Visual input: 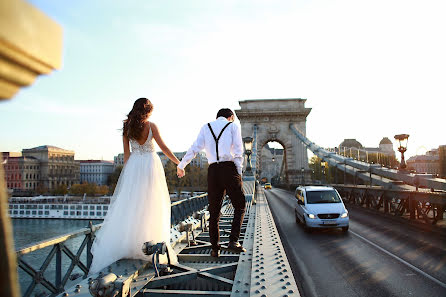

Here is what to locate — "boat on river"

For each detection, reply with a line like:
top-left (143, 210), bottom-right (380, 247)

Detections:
top-left (8, 195), bottom-right (110, 220)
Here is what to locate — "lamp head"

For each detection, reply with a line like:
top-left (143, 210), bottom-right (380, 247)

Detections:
top-left (394, 134), bottom-right (409, 151)
top-left (243, 137), bottom-right (253, 153)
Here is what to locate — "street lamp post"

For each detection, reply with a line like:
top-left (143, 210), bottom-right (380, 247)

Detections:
top-left (321, 162), bottom-right (326, 184)
top-left (243, 137), bottom-right (254, 176)
top-left (394, 134), bottom-right (409, 171)
top-left (301, 167), bottom-right (305, 186)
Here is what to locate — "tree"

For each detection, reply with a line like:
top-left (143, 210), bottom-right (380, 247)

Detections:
top-left (36, 184), bottom-right (48, 195)
top-left (52, 184), bottom-right (68, 195)
top-left (163, 161), bottom-right (207, 193)
top-left (97, 185), bottom-right (109, 196)
top-left (108, 166), bottom-right (123, 194)
top-left (309, 155), bottom-right (322, 183)
top-left (69, 183), bottom-right (84, 195)
top-left (68, 182), bottom-right (109, 196)
top-left (107, 166), bottom-right (123, 186)
top-left (164, 161), bottom-right (179, 191)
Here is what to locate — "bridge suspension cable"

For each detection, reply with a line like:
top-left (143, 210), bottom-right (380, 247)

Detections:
top-left (289, 124), bottom-right (446, 191)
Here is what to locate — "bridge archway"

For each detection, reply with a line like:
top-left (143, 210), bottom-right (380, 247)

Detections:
top-left (235, 99), bottom-right (312, 185)
top-left (259, 141), bottom-right (286, 185)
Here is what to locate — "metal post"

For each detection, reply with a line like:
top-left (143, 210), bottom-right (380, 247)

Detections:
top-left (344, 161), bottom-right (346, 185)
top-left (56, 244), bottom-right (62, 291)
top-left (87, 221), bottom-right (94, 269)
top-left (409, 196), bottom-right (416, 220)
top-left (246, 152), bottom-right (252, 175)
top-left (334, 165), bottom-right (338, 184)
top-left (321, 163), bottom-right (325, 185)
top-left (384, 198), bottom-right (389, 213)
top-left (436, 205), bottom-right (444, 220)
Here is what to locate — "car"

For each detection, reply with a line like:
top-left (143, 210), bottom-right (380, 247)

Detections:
top-left (294, 186), bottom-right (349, 232)
top-left (264, 183), bottom-right (272, 189)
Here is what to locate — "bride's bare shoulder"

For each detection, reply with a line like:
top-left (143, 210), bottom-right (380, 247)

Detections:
top-left (148, 121), bottom-right (159, 133)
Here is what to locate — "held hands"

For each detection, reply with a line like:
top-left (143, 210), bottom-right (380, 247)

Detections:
top-left (177, 167), bottom-right (185, 178)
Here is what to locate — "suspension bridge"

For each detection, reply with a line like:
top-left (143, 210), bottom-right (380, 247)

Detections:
top-left (12, 99), bottom-right (446, 297)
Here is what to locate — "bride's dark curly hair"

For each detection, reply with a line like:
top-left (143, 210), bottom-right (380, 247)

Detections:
top-left (123, 98), bottom-right (154, 139)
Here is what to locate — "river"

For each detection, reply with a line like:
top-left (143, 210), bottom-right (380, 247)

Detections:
top-left (12, 218), bottom-right (102, 296)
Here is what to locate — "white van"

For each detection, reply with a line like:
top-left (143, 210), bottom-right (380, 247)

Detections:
top-left (294, 186), bottom-right (349, 232)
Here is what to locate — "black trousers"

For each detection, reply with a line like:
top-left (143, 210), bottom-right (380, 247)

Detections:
top-left (207, 161), bottom-right (246, 250)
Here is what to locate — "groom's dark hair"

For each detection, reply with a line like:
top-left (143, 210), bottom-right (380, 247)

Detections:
top-left (216, 108), bottom-right (234, 119)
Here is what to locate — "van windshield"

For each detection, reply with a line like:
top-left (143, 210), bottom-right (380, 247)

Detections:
top-left (306, 190), bottom-right (341, 204)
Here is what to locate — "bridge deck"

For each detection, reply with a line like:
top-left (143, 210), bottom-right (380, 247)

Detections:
top-left (56, 180), bottom-right (301, 297)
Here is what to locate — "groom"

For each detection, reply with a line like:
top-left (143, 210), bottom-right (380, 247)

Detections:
top-left (177, 108), bottom-right (246, 257)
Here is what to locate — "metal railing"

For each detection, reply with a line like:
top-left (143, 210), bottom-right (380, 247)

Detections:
top-left (16, 222), bottom-right (98, 297)
top-left (334, 184), bottom-right (446, 226)
top-left (15, 193), bottom-right (209, 297)
top-left (171, 194), bottom-right (208, 226)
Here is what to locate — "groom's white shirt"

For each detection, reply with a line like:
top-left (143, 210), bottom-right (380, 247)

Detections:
top-left (178, 117), bottom-right (244, 175)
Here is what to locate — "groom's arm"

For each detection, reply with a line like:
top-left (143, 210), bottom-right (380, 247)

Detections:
top-left (178, 125), bottom-right (206, 171)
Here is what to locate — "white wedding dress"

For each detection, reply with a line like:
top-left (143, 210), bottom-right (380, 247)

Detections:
top-left (89, 127), bottom-right (178, 275)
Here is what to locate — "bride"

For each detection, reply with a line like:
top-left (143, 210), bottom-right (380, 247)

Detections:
top-left (89, 98), bottom-right (180, 275)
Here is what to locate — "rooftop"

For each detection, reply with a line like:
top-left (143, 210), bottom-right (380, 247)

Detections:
top-left (339, 139), bottom-right (363, 149)
top-left (23, 145), bottom-right (74, 153)
top-left (79, 160), bottom-right (113, 164)
top-left (380, 137), bottom-right (393, 145)
top-left (407, 155), bottom-right (439, 162)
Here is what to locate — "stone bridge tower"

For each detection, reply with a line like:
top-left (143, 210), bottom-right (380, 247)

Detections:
top-left (235, 99), bottom-right (311, 185)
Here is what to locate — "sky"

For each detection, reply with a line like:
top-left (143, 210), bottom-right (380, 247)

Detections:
top-left (1, 0), bottom-right (445, 161)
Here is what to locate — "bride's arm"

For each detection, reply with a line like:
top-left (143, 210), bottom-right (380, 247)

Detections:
top-left (123, 135), bottom-right (130, 164)
top-left (151, 122), bottom-right (180, 165)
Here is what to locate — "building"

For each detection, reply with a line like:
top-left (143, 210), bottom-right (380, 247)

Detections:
top-left (114, 153), bottom-right (124, 169)
top-left (407, 148), bottom-right (441, 176)
top-left (157, 151), bottom-right (208, 168)
top-left (3, 146), bottom-right (80, 194)
top-left (114, 150), bottom-right (209, 169)
top-left (158, 152), bottom-right (186, 167)
top-left (440, 145), bottom-right (446, 179)
top-left (80, 160), bottom-right (114, 185)
top-left (378, 137), bottom-right (394, 153)
top-left (3, 153), bottom-right (40, 194)
top-left (190, 151), bottom-right (208, 168)
top-left (21, 145), bottom-right (80, 191)
top-left (337, 137), bottom-right (395, 162)
top-left (2, 152), bottom-right (21, 158)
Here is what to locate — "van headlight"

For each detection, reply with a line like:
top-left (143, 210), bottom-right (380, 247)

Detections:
top-left (340, 212), bottom-right (348, 218)
top-left (307, 213), bottom-right (316, 219)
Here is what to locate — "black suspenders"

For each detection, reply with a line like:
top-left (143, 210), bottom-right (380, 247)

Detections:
top-left (208, 122), bottom-right (232, 162)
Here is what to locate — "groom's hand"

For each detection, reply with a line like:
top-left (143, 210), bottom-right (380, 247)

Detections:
top-left (177, 167), bottom-right (185, 178)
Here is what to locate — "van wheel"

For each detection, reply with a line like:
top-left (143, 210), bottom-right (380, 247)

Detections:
top-left (342, 226), bottom-right (349, 232)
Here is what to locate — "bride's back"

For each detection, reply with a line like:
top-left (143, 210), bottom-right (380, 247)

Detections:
top-left (129, 122), bottom-right (154, 153)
